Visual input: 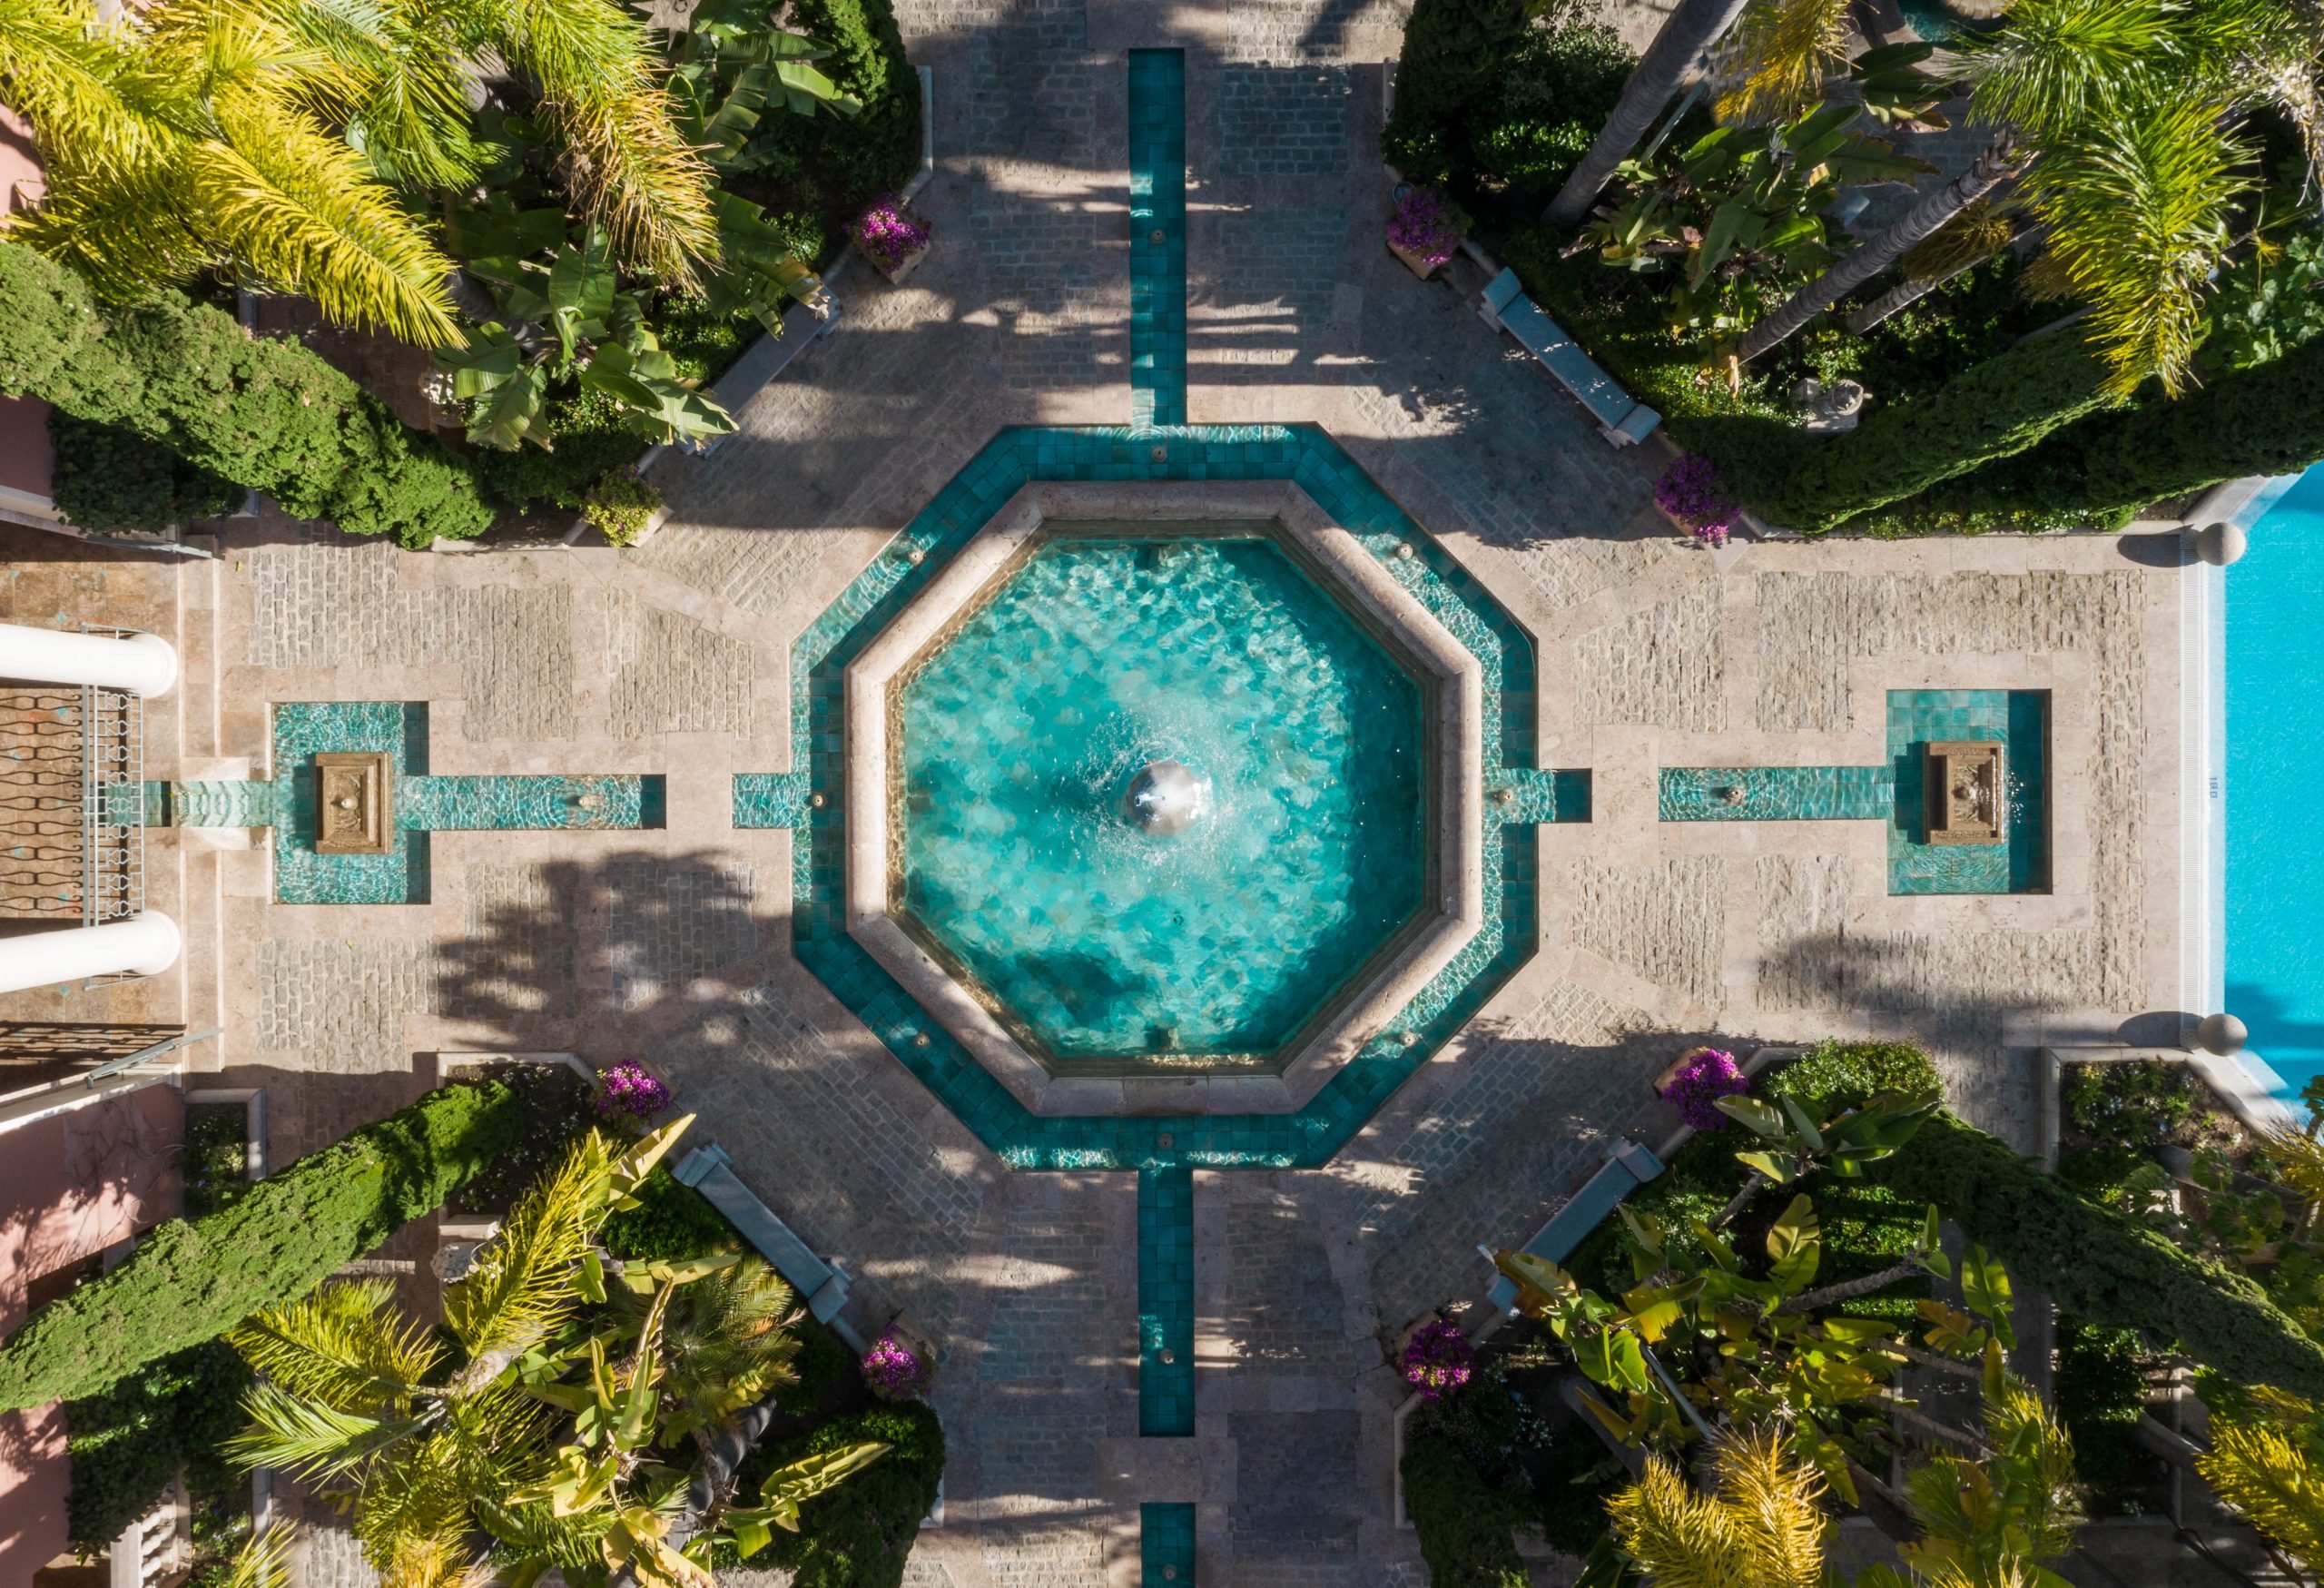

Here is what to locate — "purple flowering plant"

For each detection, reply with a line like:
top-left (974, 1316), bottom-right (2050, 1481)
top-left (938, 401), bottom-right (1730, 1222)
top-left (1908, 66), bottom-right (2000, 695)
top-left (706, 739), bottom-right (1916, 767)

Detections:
top-left (1399, 1317), bottom-right (1475, 1404)
top-left (1662, 1048), bottom-right (1749, 1131)
top-left (862, 1331), bottom-right (932, 1401)
top-left (1655, 452), bottom-right (1738, 548)
top-left (852, 196), bottom-right (931, 274)
top-left (1387, 188), bottom-right (1468, 271)
top-left (596, 1060), bottom-right (671, 1121)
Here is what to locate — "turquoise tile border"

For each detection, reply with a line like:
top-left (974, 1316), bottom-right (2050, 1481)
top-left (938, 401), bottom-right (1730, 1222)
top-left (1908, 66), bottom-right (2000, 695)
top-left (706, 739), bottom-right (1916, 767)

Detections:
top-left (1138, 1168), bottom-right (1196, 1435)
top-left (1886, 688), bottom-right (2051, 895)
top-left (1493, 767), bottom-right (1590, 824)
top-left (770, 423), bottom-right (1542, 1169)
top-left (1659, 765), bottom-right (1892, 822)
top-left (1128, 50), bottom-right (1187, 429)
top-left (1141, 1502), bottom-right (1196, 1584)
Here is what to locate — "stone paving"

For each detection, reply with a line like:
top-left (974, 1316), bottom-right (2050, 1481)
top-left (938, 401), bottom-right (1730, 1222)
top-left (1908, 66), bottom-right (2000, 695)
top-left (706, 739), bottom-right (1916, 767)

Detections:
top-left (0, 1), bottom-right (2207, 1583)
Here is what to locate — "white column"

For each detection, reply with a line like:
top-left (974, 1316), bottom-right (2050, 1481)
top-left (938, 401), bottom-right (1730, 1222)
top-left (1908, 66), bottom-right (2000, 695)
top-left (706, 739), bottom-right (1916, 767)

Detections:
top-left (0, 622), bottom-right (178, 697)
top-left (0, 912), bottom-right (182, 995)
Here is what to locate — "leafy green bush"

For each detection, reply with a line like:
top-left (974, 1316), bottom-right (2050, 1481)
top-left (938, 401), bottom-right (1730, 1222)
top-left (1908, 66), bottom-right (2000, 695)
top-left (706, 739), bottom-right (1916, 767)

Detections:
top-left (736, 1402), bottom-right (945, 1588)
top-left (0, 242), bottom-right (492, 547)
top-left (1386, 0), bottom-right (1630, 203)
top-left (64, 1341), bottom-right (251, 1553)
top-left (0, 1080), bottom-right (518, 1411)
top-left (583, 469), bottom-right (660, 547)
top-left (2063, 1061), bottom-right (2198, 1152)
top-left (732, 0), bottom-right (919, 232)
top-left (1761, 1040), bottom-right (1942, 1115)
top-left (2053, 1315), bottom-right (2148, 1490)
top-left (473, 390), bottom-right (643, 516)
top-left (47, 412), bottom-right (238, 538)
top-left (446, 1063), bottom-right (594, 1215)
top-left (181, 1104), bottom-right (251, 1220)
top-left (1875, 1111), bottom-right (2324, 1398)
top-left (1402, 1429), bottom-right (1529, 1588)
top-left (601, 1166), bottom-right (745, 1262)
top-left (784, 1313), bottom-right (855, 1417)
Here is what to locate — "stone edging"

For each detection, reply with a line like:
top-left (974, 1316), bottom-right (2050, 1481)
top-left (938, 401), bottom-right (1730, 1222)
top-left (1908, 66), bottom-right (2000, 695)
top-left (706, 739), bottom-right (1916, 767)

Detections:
top-left (841, 478), bottom-right (1486, 1117)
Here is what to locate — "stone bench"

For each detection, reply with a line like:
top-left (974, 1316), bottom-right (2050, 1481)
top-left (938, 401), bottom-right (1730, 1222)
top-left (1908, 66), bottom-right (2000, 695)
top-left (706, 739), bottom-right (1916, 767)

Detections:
top-left (672, 1142), bottom-right (853, 1326)
top-left (1482, 1138), bottom-right (1664, 1313)
top-left (1480, 268), bottom-right (1661, 449)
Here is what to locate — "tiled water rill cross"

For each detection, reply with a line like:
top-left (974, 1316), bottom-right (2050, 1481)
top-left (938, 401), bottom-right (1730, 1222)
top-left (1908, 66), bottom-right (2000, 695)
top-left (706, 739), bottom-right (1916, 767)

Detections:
top-left (1660, 689), bottom-right (2052, 894)
top-left (162, 703), bottom-right (665, 903)
top-left (732, 54), bottom-right (1589, 1577)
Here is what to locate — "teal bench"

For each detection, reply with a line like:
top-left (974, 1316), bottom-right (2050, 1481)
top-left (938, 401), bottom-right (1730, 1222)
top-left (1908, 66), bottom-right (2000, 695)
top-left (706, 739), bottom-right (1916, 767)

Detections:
top-left (672, 1142), bottom-right (853, 1326)
top-left (1482, 1138), bottom-right (1663, 1313)
top-left (1481, 268), bottom-right (1660, 448)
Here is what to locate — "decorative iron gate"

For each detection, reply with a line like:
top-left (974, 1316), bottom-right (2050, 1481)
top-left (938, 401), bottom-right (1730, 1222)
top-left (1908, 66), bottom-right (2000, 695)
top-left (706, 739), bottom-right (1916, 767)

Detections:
top-left (0, 683), bottom-right (143, 924)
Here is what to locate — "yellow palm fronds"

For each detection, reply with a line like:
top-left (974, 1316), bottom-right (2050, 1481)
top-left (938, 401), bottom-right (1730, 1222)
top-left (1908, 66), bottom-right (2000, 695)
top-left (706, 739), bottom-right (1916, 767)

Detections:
top-left (1899, 200), bottom-right (2016, 284)
top-left (2199, 1420), bottom-right (2324, 1573)
top-left (229, 1279), bottom-right (447, 1416)
top-left (1716, 0), bottom-right (1856, 127)
top-left (1608, 1427), bottom-right (1828, 1588)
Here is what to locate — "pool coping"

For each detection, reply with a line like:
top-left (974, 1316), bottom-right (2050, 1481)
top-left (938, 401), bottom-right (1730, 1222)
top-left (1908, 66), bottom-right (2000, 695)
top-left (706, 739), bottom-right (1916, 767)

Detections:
top-left (842, 478), bottom-right (1486, 1116)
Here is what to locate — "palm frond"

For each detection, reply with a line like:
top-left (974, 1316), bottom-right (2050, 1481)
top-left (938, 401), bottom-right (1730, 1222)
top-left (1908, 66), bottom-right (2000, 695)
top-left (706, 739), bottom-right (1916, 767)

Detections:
top-left (541, 88), bottom-right (720, 284)
top-left (443, 1131), bottom-right (608, 1368)
top-left (284, 0), bottom-right (483, 189)
top-left (2021, 89), bottom-right (2254, 397)
top-left (1711, 1425), bottom-right (1827, 1588)
top-left (2199, 1421), bottom-right (2324, 1570)
top-left (1715, 0), bottom-right (1855, 127)
top-left (7, 168), bottom-right (219, 301)
top-left (1900, 199), bottom-right (2017, 282)
top-left (1985, 1381), bottom-right (2084, 1561)
top-left (225, 1379), bottom-right (419, 1482)
top-left (655, 1257), bottom-right (802, 1438)
top-left (222, 1524), bottom-right (296, 1588)
top-left (230, 1279), bottom-right (445, 1415)
top-left (191, 86), bottom-right (462, 344)
top-left (1964, 0), bottom-right (2181, 137)
top-left (0, 0), bottom-right (179, 176)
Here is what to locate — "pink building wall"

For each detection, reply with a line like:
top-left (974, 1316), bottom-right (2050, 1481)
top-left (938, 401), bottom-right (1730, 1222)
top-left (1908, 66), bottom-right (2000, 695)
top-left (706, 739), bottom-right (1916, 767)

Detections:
top-left (0, 104), bottom-right (53, 505)
top-left (0, 1084), bottom-right (183, 1584)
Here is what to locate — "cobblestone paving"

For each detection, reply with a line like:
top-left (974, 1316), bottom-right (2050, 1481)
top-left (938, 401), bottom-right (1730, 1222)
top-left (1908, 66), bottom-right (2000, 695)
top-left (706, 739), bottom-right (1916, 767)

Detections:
top-left (601, 591), bottom-right (754, 739)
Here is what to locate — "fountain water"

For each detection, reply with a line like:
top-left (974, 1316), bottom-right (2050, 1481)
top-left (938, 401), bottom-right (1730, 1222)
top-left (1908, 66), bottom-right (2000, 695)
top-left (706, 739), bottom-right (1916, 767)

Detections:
top-left (1124, 758), bottom-right (1207, 834)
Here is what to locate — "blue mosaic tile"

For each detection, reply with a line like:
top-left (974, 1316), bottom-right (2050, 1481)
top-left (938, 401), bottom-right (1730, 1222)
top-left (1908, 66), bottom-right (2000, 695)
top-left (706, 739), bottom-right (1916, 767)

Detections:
top-left (1886, 688), bottom-right (2051, 895)
top-left (1142, 1502), bottom-right (1196, 1584)
top-left (1128, 50), bottom-right (1187, 429)
top-left (1138, 1168), bottom-right (1196, 1436)
top-left (1659, 764), bottom-right (1894, 821)
top-left (770, 424), bottom-right (1541, 1169)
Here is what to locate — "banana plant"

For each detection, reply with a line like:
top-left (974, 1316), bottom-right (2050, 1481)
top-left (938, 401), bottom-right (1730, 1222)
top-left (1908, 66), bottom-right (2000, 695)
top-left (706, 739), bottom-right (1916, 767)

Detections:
top-left (704, 192), bottom-right (838, 334)
top-left (662, 0), bottom-right (862, 174)
top-left (1714, 1088), bottom-right (1941, 1188)
top-left (432, 214), bottom-right (737, 449)
top-left (1581, 100), bottom-right (1934, 334)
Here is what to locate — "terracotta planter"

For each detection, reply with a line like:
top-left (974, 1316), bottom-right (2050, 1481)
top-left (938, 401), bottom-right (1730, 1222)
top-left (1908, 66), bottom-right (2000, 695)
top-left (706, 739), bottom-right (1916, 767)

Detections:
top-left (1387, 238), bottom-right (1451, 281)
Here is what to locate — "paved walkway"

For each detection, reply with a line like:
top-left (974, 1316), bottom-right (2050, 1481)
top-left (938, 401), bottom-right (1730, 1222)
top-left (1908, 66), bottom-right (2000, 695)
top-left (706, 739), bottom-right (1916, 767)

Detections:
top-left (0, 2), bottom-right (2198, 1583)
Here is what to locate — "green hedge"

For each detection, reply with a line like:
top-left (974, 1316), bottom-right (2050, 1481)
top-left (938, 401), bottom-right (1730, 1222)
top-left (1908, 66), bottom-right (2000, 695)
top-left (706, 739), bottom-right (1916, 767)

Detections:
top-left (1402, 1431), bottom-right (1528, 1588)
top-left (737, 1402), bottom-right (945, 1588)
top-left (47, 412), bottom-right (239, 538)
top-left (1876, 1111), bottom-right (2324, 1399)
top-left (0, 242), bottom-right (492, 547)
top-left (64, 1341), bottom-right (251, 1553)
top-left (1773, 330), bottom-right (2114, 530)
top-left (1903, 329), bottom-right (2324, 524)
top-left (0, 1080), bottom-right (518, 1411)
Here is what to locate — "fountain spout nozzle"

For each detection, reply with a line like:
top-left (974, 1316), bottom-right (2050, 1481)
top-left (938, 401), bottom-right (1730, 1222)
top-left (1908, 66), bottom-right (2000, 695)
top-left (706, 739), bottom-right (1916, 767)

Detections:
top-left (1124, 758), bottom-right (1207, 835)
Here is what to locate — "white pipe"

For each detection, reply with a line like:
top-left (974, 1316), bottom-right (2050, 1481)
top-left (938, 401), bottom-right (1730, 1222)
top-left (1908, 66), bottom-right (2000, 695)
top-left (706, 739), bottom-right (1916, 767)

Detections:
top-left (0, 911), bottom-right (182, 994)
top-left (0, 622), bottom-right (178, 697)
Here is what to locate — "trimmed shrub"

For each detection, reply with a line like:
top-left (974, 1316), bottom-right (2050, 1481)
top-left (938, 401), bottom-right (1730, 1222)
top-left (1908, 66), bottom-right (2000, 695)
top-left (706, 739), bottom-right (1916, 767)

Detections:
top-left (0, 242), bottom-right (492, 547)
top-left (1914, 329), bottom-right (2324, 523)
top-left (1875, 1111), bottom-right (2324, 1398)
top-left (1387, 0), bottom-right (1626, 205)
top-left (1759, 1040), bottom-right (1942, 1115)
top-left (1774, 330), bottom-right (2114, 530)
top-left (601, 1166), bottom-right (745, 1262)
top-left (47, 412), bottom-right (239, 538)
top-left (0, 1080), bottom-right (518, 1411)
top-left (739, 1401), bottom-right (945, 1588)
top-left (1401, 1430), bottom-right (1528, 1588)
top-left (736, 0), bottom-right (920, 228)
top-left (64, 1341), bottom-right (251, 1553)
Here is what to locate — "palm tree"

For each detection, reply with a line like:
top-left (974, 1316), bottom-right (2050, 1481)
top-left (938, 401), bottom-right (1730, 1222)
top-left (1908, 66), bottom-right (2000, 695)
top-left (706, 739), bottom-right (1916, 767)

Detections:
top-left (1544, 0), bottom-right (1757, 231)
top-left (0, 0), bottom-right (745, 344)
top-left (1608, 1426), bottom-right (1831, 1588)
top-left (1734, 0), bottom-right (2318, 393)
top-left (1844, 198), bottom-right (2018, 333)
top-left (2196, 1414), bottom-right (2324, 1581)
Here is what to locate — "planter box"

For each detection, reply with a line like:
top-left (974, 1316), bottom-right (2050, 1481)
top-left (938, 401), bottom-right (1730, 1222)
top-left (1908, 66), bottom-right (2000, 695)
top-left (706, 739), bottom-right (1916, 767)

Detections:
top-left (857, 230), bottom-right (932, 287)
top-left (1387, 238), bottom-right (1451, 281)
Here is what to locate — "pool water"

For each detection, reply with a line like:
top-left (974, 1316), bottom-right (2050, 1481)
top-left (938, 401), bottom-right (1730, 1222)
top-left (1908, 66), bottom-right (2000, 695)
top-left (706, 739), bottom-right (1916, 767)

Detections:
top-left (2231, 469), bottom-right (2324, 1095)
top-left (895, 531), bottom-right (1427, 1063)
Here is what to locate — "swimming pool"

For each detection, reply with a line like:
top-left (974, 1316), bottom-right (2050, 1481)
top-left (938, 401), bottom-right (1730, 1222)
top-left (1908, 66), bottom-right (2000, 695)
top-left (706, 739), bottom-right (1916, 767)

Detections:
top-left (2230, 467), bottom-right (2324, 1098)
